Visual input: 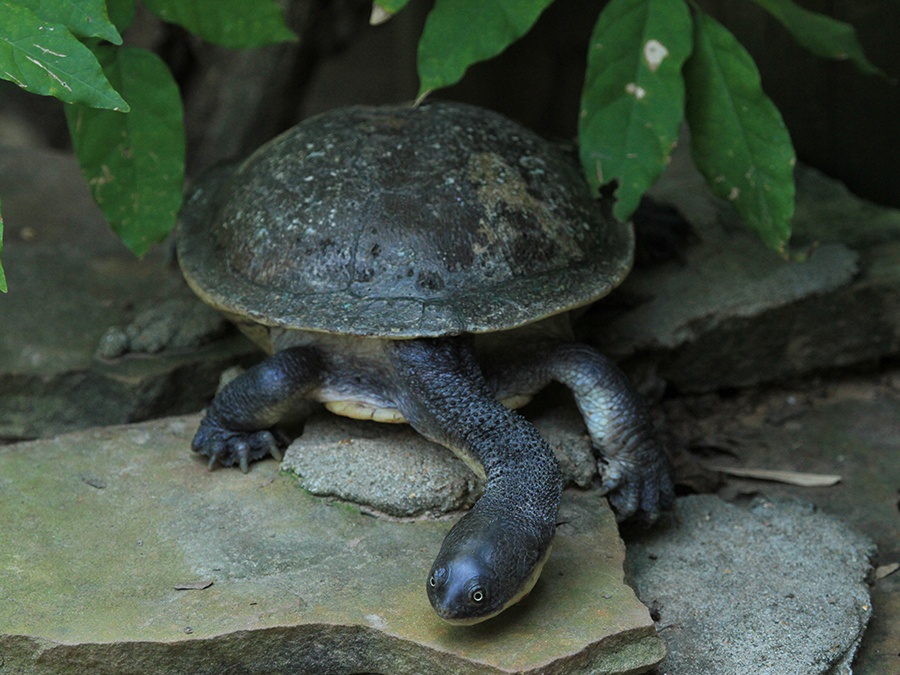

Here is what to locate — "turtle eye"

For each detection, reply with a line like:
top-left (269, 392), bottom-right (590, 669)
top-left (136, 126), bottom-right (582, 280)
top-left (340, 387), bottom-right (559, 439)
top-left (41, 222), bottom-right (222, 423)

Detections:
top-left (469, 587), bottom-right (486, 604)
top-left (428, 566), bottom-right (447, 589)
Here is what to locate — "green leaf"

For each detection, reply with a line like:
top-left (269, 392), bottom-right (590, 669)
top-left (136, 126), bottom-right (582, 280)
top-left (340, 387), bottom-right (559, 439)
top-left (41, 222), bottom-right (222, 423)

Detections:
top-left (142, 0), bottom-right (297, 48)
top-left (750, 0), bottom-right (883, 77)
top-left (0, 1), bottom-right (128, 110)
top-left (417, 0), bottom-right (555, 97)
top-left (16, 0), bottom-right (122, 44)
top-left (0, 200), bottom-right (6, 293)
top-left (684, 11), bottom-right (795, 252)
top-left (578, 0), bottom-right (693, 220)
top-left (65, 45), bottom-right (185, 256)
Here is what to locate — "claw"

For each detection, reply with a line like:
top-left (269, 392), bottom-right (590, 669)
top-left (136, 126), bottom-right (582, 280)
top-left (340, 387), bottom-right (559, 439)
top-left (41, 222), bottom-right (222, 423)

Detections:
top-left (253, 429), bottom-right (288, 461)
top-left (610, 488), bottom-right (640, 521)
top-left (207, 438), bottom-right (226, 470)
top-left (640, 504), bottom-right (660, 524)
top-left (191, 417), bottom-right (288, 472)
top-left (231, 438), bottom-right (250, 473)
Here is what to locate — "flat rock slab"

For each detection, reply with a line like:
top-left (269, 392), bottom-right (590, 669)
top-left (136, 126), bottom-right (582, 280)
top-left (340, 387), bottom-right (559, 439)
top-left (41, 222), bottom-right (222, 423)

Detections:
top-left (0, 414), bottom-right (663, 675)
top-left (595, 150), bottom-right (900, 392)
top-left (626, 494), bottom-right (876, 675)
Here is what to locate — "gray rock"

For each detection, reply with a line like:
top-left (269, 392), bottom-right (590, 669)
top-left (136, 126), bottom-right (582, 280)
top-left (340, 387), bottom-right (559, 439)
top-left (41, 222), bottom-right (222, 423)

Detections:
top-left (662, 388), bottom-right (900, 674)
top-left (0, 414), bottom-right (664, 675)
top-left (605, 240), bottom-right (858, 355)
top-left (593, 143), bottom-right (900, 392)
top-left (95, 297), bottom-right (230, 359)
top-left (282, 398), bottom-right (596, 517)
top-left (283, 412), bottom-right (485, 516)
top-left (0, 145), bottom-right (257, 439)
top-left (626, 494), bottom-right (876, 675)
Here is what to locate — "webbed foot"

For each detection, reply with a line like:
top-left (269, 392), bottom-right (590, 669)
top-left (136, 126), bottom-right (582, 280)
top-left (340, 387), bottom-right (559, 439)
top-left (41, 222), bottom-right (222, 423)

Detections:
top-left (191, 417), bottom-right (291, 473)
top-left (598, 437), bottom-right (675, 522)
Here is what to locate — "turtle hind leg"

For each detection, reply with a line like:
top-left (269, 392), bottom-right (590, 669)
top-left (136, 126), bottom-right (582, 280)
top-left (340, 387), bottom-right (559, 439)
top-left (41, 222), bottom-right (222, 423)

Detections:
top-left (192, 346), bottom-right (323, 472)
top-left (486, 343), bottom-right (675, 521)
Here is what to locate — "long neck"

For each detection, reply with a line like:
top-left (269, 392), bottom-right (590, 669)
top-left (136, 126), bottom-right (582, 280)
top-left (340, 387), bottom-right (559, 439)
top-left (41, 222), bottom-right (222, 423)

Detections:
top-left (386, 336), bottom-right (560, 506)
top-left (386, 336), bottom-right (562, 622)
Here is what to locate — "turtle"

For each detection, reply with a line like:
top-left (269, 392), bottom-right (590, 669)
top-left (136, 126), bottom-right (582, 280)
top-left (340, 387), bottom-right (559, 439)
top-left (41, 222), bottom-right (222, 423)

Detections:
top-left (176, 100), bottom-right (675, 624)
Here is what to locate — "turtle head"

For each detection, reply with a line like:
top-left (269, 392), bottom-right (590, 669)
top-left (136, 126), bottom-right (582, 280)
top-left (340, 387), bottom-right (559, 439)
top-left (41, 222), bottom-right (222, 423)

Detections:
top-left (427, 554), bottom-right (499, 623)
top-left (426, 504), bottom-right (550, 624)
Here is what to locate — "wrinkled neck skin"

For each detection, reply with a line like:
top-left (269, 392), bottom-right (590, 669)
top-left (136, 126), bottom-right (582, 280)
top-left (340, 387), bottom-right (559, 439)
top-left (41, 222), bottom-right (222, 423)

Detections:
top-left (386, 337), bottom-right (562, 624)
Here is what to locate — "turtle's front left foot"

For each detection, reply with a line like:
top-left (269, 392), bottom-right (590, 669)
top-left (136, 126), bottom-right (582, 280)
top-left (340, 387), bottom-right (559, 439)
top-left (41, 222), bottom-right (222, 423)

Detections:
top-left (191, 416), bottom-right (290, 473)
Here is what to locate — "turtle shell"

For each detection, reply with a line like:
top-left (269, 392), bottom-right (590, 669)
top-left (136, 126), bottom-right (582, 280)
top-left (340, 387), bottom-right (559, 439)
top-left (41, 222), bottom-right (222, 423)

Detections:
top-left (177, 101), bottom-right (633, 338)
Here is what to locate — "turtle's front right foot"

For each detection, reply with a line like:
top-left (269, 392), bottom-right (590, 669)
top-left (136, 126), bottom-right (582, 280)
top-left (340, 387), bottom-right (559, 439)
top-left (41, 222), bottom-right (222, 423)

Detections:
top-left (191, 416), bottom-right (290, 473)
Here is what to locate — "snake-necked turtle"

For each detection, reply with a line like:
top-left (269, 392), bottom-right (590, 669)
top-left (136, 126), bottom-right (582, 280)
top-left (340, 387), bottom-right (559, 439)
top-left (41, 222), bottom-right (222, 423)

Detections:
top-left (177, 101), bottom-right (674, 624)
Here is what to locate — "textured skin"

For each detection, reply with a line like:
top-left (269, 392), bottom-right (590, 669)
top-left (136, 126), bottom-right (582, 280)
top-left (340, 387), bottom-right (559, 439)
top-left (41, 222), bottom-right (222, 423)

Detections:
top-left (192, 348), bottom-right (322, 472)
top-left (386, 338), bottom-right (561, 622)
top-left (546, 345), bottom-right (675, 519)
top-left (485, 343), bottom-right (675, 521)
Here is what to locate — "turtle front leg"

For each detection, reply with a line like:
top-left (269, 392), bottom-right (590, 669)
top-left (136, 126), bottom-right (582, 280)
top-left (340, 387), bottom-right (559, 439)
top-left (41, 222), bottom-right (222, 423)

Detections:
top-left (192, 347), bottom-right (323, 472)
top-left (488, 343), bottom-right (675, 521)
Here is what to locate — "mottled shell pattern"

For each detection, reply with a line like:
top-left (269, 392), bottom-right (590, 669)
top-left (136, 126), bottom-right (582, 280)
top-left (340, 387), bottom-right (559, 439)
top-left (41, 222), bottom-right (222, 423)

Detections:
top-left (177, 101), bottom-right (633, 337)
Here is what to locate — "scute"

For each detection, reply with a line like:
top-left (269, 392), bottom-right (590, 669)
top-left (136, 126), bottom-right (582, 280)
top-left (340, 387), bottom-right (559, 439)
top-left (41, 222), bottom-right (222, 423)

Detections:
top-left (177, 101), bottom-right (633, 337)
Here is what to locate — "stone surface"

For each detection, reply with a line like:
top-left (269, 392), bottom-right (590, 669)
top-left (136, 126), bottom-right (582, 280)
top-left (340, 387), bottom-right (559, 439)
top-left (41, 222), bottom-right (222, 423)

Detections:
top-left (626, 495), bottom-right (876, 675)
top-left (283, 397), bottom-right (596, 517)
top-left (593, 147), bottom-right (900, 392)
top-left (94, 297), bottom-right (230, 359)
top-left (283, 412), bottom-right (484, 517)
top-left (0, 144), bottom-right (257, 440)
top-left (662, 380), bottom-right (900, 675)
top-left (0, 414), bottom-right (664, 675)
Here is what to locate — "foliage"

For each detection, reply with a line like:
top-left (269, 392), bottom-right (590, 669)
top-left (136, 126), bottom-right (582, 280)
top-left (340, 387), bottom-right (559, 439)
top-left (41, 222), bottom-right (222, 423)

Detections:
top-left (416, 0), bottom-right (556, 97)
top-left (684, 11), bottom-right (795, 249)
top-left (0, 0), bottom-right (296, 291)
top-left (64, 44), bottom-right (185, 254)
top-left (379, 0), bottom-right (881, 256)
top-left (0, 1), bottom-right (127, 110)
top-left (139, 0), bottom-right (296, 48)
top-left (579, 0), bottom-right (692, 221)
top-left (0, 0), bottom-right (882, 291)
